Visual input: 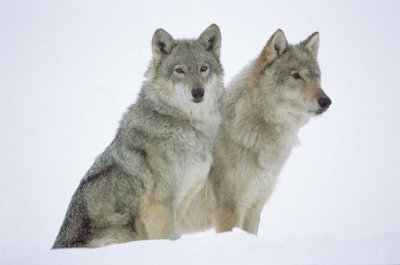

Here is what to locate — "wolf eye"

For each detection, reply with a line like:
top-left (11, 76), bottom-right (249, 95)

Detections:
top-left (200, 65), bottom-right (208, 72)
top-left (175, 68), bottom-right (185, 74)
top-left (292, 72), bottom-right (301, 79)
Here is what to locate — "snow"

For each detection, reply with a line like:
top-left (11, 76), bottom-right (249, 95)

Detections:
top-left (1, 0), bottom-right (400, 264)
top-left (3, 230), bottom-right (400, 265)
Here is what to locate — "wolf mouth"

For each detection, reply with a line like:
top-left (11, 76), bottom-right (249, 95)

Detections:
top-left (192, 98), bottom-right (204, 103)
top-left (311, 109), bottom-right (326, 115)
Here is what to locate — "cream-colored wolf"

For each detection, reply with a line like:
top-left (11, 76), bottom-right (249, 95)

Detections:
top-left (182, 29), bottom-right (331, 235)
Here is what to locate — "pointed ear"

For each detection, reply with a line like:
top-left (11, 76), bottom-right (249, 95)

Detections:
top-left (198, 24), bottom-right (221, 59)
top-left (151, 28), bottom-right (175, 62)
top-left (302, 32), bottom-right (319, 58)
top-left (257, 29), bottom-right (288, 70)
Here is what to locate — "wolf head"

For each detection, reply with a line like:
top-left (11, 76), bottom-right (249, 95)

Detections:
top-left (143, 24), bottom-right (224, 118)
top-left (256, 29), bottom-right (331, 118)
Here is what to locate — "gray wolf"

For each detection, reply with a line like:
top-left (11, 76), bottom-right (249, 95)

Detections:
top-left (182, 29), bottom-right (331, 235)
top-left (52, 24), bottom-right (224, 248)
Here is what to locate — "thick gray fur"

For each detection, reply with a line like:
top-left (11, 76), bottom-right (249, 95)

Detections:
top-left (52, 24), bottom-right (224, 248)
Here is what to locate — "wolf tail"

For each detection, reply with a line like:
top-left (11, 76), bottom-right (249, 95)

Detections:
top-left (52, 193), bottom-right (91, 249)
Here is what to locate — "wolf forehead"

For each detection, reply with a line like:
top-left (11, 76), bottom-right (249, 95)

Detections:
top-left (162, 40), bottom-right (223, 70)
top-left (278, 45), bottom-right (321, 76)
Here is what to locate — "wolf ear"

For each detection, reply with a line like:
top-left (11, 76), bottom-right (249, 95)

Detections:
top-left (301, 32), bottom-right (319, 59)
top-left (257, 29), bottom-right (288, 70)
top-left (152, 28), bottom-right (176, 61)
top-left (198, 24), bottom-right (221, 59)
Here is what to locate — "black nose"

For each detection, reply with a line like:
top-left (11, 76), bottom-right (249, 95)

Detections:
top-left (318, 96), bottom-right (332, 109)
top-left (191, 88), bottom-right (204, 102)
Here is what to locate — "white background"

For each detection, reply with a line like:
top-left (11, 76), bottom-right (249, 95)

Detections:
top-left (1, 0), bottom-right (399, 263)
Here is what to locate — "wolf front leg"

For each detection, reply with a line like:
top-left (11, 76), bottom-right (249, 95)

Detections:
top-left (215, 204), bottom-right (240, 232)
top-left (242, 201), bottom-right (264, 234)
top-left (215, 192), bottom-right (252, 233)
top-left (141, 202), bottom-right (180, 240)
top-left (217, 201), bottom-right (262, 234)
top-left (242, 187), bottom-right (274, 234)
top-left (216, 177), bottom-right (266, 234)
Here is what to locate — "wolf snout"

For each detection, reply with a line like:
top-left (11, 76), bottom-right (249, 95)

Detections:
top-left (191, 88), bottom-right (205, 103)
top-left (318, 96), bottom-right (332, 110)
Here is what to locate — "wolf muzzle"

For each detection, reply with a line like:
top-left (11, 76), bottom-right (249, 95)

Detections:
top-left (191, 88), bottom-right (205, 103)
top-left (316, 96), bottom-right (332, 114)
top-left (318, 96), bottom-right (331, 109)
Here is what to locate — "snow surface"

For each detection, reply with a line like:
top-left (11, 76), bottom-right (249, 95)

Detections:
top-left (4, 230), bottom-right (400, 265)
top-left (1, 0), bottom-right (400, 264)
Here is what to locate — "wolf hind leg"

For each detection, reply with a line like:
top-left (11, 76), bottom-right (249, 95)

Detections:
top-left (87, 225), bottom-right (138, 248)
top-left (52, 195), bottom-right (91, 249)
